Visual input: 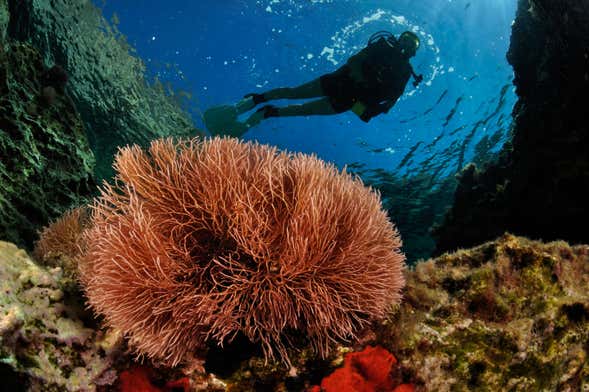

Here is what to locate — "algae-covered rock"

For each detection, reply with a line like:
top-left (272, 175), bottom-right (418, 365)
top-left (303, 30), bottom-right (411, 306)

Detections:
top-left (385, 234), bottom-right (589, 391)
top-left (3, 229), bottom-right (588, 390)
top-left (0, 240), bottom-right (235, 391)
top-left (7, 0), bottom-right (201, 181)
top-left (0, 41), bottom-right (95, 247)
top-left (0, 241), bottom-right (122, 391)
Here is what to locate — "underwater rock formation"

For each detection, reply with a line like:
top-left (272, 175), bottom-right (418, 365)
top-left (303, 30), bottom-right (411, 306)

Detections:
top-left (0, 241), bottom-right (121, 391)
top-left (2, 234), bottom-right (587, 390)
top-left (0, 240), bottom-right (225, 391)
top-left (0, 41), bottom-right (95, 248)
top-left (0, 0), bottom-right (8, 42)
top-left (433, 0), bottom-right (589, 253)
top-left (6, 0), bottom-right (199, 181)
top-left (387, 234), bottom-right (589, 391)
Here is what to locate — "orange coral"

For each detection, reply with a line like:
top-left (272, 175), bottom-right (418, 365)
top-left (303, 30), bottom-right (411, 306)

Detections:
top-left (79, 137), bottom-right (405, 367)
top-left (118, 366), bottom-right (190, 392)
top-left (310, 345), bottom-right (414, 392)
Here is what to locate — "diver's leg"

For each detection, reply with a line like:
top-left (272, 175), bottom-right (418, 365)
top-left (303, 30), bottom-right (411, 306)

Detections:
top-left (273, 97), bottom-right (337, 116)
top-left (261, 78), bottom-right (324, 101)
top-left (243, 97), bottom-right (337, 128)
top-left (237, 79), bottom-right (323, 115)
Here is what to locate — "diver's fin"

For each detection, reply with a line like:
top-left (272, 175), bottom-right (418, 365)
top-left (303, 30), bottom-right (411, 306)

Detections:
top-left (243, 93), bottom-right (267, 105)
top-left (235, 96), bottom-right (256, 115)
top-left (204, 104), bottom-right (249, 137)
top-left (256, 105), bottom-right (279, 118)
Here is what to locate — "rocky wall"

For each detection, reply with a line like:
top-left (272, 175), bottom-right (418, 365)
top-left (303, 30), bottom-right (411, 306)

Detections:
top-left (6, 0), bottom-right (200, 181)
top-left (0, 42), bottom-right (95, 247)
top-left (433, 0), bottom-right (589, 254)
top-left (0, 0), bottom-right (7, 42)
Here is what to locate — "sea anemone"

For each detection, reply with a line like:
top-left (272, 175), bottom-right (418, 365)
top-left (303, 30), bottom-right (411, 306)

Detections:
top-left (79, 137), bottom-right (405, 367)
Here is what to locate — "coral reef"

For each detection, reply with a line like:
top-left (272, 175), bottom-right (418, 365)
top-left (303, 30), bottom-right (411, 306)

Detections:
top-left (6, 0), bottom-right (200, 181)
top-left (79, 137), bottom-right (405, 367)
top-left (387, 234), bottom-right (589, 391)
top-left (0, 241), bottom-right (121, 391)
top-left (213, 234), bottom-right (588, 391)
top-left (0, 240), bottom-right (226, 391)
top-left (0, 41), bottom-right (95, 248)
top-left (434, 0), bottom-right (589, 253)
top-left (2, 234), bottom-right (587, 391)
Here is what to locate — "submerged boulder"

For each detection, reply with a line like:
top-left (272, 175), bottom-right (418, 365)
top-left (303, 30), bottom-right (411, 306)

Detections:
top-left (388, 234), bottom-right (589, 391)
top-left (0, 241), bottom-right (120, 391)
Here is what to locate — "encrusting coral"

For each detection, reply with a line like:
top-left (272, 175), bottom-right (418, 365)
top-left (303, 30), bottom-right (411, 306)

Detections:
top-left (78, 137), bottom-right (406, 368)
top-left (0, 241), bottom-right (122, 391)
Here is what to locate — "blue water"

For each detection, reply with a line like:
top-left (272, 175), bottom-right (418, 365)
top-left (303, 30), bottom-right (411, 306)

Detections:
top-left (96, 0), bottom-right (517, 178)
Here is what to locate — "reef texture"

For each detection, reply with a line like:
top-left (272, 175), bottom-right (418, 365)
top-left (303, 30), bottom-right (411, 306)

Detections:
top-left (0, 241), bottom-right (121, 391)
top-left (434, 0), bottom-right (589, 253)
top-left (386, 234), bottom-right (589, 391)
top-left (0, 241), bottom-right (227, 391)
top-left (6, 0), bottom-right (199, 180)
top-left (2, 235), bottom-right (587, 390)
top-left (0, 41), bottom-right (95, 248)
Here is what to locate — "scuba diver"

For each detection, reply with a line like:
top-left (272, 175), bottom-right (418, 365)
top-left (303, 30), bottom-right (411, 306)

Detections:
top-left (204, 31), bottom-right (423, 136)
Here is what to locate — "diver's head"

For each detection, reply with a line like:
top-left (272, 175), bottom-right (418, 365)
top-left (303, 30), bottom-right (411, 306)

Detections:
top-left (398, 31), bottom-right (420, 58)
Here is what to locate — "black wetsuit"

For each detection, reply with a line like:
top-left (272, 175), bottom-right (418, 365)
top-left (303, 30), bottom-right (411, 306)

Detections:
top-left (320, 37), bottom-right (412, 115)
